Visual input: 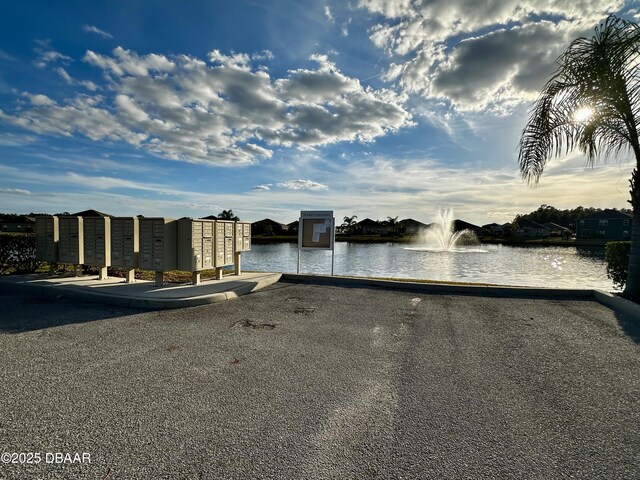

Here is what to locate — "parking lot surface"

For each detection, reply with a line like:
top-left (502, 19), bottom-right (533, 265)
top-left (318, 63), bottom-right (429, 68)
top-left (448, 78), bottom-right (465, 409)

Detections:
top-left (0, 281), bottom-right (638, 479)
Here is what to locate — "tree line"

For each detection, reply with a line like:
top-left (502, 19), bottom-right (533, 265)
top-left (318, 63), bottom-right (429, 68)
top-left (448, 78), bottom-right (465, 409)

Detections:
top-left (512, 205), bottom-right (631, 230)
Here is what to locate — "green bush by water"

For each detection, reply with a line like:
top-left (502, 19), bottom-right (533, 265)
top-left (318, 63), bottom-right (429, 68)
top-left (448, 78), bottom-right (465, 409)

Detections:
top-left (605, 241), bottom-right (630, 289)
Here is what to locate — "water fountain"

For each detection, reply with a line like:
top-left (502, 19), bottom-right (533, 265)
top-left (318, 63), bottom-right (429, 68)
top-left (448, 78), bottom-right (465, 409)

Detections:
top-left (424, 208), bottom-right (466, 251)
top-left (406, 208), bottom-right (483, 253)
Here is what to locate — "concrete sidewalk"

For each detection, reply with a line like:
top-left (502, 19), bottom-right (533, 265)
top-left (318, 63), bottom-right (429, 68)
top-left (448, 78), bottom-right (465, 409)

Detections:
top-left (0, 272), bottom-right (281, 308)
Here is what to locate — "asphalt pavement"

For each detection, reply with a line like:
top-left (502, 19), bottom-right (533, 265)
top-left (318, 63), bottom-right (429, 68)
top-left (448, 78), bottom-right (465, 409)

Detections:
top-left (0, 281), bottom-right (638, 479)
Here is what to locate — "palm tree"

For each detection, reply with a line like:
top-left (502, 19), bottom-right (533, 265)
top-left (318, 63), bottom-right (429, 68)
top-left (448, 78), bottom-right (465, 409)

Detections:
top-left (341, 215), bottom-right (358, 234)
top-left (218, 209), bottom-right (240, 221)
top-left (386, 216), bottom-right (399, 234)
top-left (518, 15), bottom-right (640, 297)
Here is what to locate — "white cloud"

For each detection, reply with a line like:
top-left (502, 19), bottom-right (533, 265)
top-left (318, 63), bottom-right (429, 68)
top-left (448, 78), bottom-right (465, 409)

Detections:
top-left (84, 47), bottom-right (175, 77)
top-left (22, 92), bottom-right (55, 106)
top-left (0, 49), bottom-right (17, 62)
top-left (324, 5), bottom-right (335, 23)
top-left (55, 67), bottom-right (98, 91)
top-left (358, 0), bottom-right (625, 112)
top-left (251, 184), bottom-right (272, 191)
top-left (0, 188), bottom-right (31, 195)
top-left (33, 39), bottom-right (71, 69)
top-left (34, 50), bottom-right (71, 69)
top-left (276, 179), bottom-right (328, 190)
top-left (82, 24), bottom-right (113, 39)
top-left (0, 164), bottom-right (179, 195)
top-left (341, 18), bottom-right (352, 37)
top-left (2, 48), bottom-right (413, 166)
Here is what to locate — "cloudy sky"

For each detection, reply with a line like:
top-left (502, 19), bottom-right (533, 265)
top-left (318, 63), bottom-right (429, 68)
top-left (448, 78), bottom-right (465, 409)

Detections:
top-left (0, 0), bottom-right (638, 225)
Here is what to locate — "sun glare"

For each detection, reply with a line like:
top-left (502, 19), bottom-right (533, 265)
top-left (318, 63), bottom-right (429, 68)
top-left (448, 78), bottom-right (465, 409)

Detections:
top-left (573, 106), bottom-right (594, 123)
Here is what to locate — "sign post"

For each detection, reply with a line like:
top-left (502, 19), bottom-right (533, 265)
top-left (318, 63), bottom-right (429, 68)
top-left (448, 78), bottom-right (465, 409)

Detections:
top-left (297, 210), bottom-right (335, 275)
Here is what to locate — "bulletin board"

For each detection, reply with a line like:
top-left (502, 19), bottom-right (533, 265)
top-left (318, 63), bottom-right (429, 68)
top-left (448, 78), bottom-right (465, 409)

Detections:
top-left (300, 217), bottom-right (333, 249)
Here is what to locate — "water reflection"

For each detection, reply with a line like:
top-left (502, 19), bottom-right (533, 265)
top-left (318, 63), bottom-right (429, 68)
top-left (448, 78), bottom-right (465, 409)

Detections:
top-left (242, 242), bottom-right (614, 291)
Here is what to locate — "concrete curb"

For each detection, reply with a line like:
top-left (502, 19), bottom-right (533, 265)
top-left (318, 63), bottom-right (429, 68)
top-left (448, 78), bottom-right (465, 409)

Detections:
top-left (281, 273), bottom-right (593, 299)
top-left (592, 290), bottom-right (640, 319)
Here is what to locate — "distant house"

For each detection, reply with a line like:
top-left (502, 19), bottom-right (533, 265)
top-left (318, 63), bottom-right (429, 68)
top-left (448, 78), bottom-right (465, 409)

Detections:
top-left (251, 218), bottom-right (288, 236)
top-left (0, 216), bottom-right (34, 232)
top-left (398, 218), bottom-right (429, 235)
top-left (354, 218), bottom-right (387, 235)
top-left (543, 222), bottom-right (573, 238)
top-left (453, 220), bottom-right (482, 236)
top-left (514, 219), bottom-right (550, 238)
top-left (576, 210), bottom-right (632, 240)
top-left (482, 223), bottom-right (504, 236)
top-left (286, 220), bottom-right (299, 235)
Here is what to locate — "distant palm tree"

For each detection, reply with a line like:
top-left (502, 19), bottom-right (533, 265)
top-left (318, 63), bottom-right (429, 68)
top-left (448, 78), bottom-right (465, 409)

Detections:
top-left (341, 215), bottom-right (358, 234)
top-left (518, 15), bottom-right (640, 297)
top-left (386, 216), bottom-right (399, 234)
top-left (218, 209), bottom-right (240, 221)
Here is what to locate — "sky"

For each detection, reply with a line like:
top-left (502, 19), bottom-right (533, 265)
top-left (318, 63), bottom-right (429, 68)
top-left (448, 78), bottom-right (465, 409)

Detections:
top-left (0, 0), bottom-right (639, 226)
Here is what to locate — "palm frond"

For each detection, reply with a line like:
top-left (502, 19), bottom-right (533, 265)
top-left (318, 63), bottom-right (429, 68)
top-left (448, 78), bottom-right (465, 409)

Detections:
top-left (518, 14), bottom-right (640, 184)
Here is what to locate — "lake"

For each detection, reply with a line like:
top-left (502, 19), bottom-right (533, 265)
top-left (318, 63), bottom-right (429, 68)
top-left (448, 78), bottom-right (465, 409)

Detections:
top-left (242, 242), bottom-right (615, 291)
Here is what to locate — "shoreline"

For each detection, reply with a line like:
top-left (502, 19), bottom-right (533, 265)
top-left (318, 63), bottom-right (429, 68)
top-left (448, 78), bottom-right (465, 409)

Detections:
top-left (251, 235), bottom-right (607, 248)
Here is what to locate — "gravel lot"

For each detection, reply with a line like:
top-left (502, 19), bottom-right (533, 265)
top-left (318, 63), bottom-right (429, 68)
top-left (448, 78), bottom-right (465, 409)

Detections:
top-left (0, 281), bottom-right (638, 479)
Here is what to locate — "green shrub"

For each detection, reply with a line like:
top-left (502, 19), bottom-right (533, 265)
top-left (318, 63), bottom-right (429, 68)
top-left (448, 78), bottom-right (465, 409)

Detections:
top-left (0, 234), bottom-right (14, 273)
top-left (605, 241), bottom-right (631, 289)
top-left (0, 233), bottom-right (43, 274)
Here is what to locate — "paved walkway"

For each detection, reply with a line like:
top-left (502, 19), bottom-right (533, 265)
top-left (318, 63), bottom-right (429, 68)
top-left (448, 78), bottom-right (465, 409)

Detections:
top-left (0, 272), bottom-right (281, 308)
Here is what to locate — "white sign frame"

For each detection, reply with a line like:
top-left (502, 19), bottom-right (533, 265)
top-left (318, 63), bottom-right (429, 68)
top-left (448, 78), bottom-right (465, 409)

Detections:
top-left (297, 210), bottom-right (335, 275)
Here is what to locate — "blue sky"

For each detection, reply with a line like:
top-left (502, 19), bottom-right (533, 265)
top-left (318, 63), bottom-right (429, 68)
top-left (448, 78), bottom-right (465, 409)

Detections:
top-left (0, 0), bottom-right (638, 225)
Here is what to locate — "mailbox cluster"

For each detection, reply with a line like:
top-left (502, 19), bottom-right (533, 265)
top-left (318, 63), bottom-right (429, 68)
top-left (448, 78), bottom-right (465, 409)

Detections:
top-left (83, 216), bottom-right (111, 279)
top-left (111, 217), bottom-right (139, 283)
top-left (58, 216), bottom-right (84, 266)
top-left (34, 214), bottom-right (251, 286)
top-left (35, 216), bottom-right (58, 263)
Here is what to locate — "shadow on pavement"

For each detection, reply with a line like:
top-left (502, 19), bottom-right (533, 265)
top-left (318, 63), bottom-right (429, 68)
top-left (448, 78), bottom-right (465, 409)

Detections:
top-left (614, 311), bottom-right (640, 344)
top-left (0, 288), bottom-right (146, 334)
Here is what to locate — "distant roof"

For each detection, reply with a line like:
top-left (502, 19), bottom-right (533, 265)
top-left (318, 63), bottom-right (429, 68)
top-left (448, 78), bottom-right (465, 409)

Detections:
top-left (518, 219), bottom-right (548, 229)
top-left (251, 218), bottom-right (285, 226)
top-left (583, 209), bottom-right (632, 220)
top-left (399, 218), bottom-right (429, 227)
top-left (453, 219), bottom-right (481, 231)
top-left (543, 222), bottom-right (571, 231)
top-left (71, 209), bottom-right (112, 218)
top-left (355, 218), bottom-right (382, 227)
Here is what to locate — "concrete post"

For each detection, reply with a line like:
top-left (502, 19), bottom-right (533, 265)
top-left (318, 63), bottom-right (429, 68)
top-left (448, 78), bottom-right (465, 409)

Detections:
top-left (125, 269), bottom-right (135, 283)
top-left (74, 264), bottom-right (82, 277)
top-left (234, 252), bottom-right (242, 275)
top-left (154, 271), bottom-right (163, 287)
top-left (215, 267), bottom-right (223, 280)
top-left (192, 271), bottom-right (201, 285)
top-left (98, 266), bottom-right (108, 280)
